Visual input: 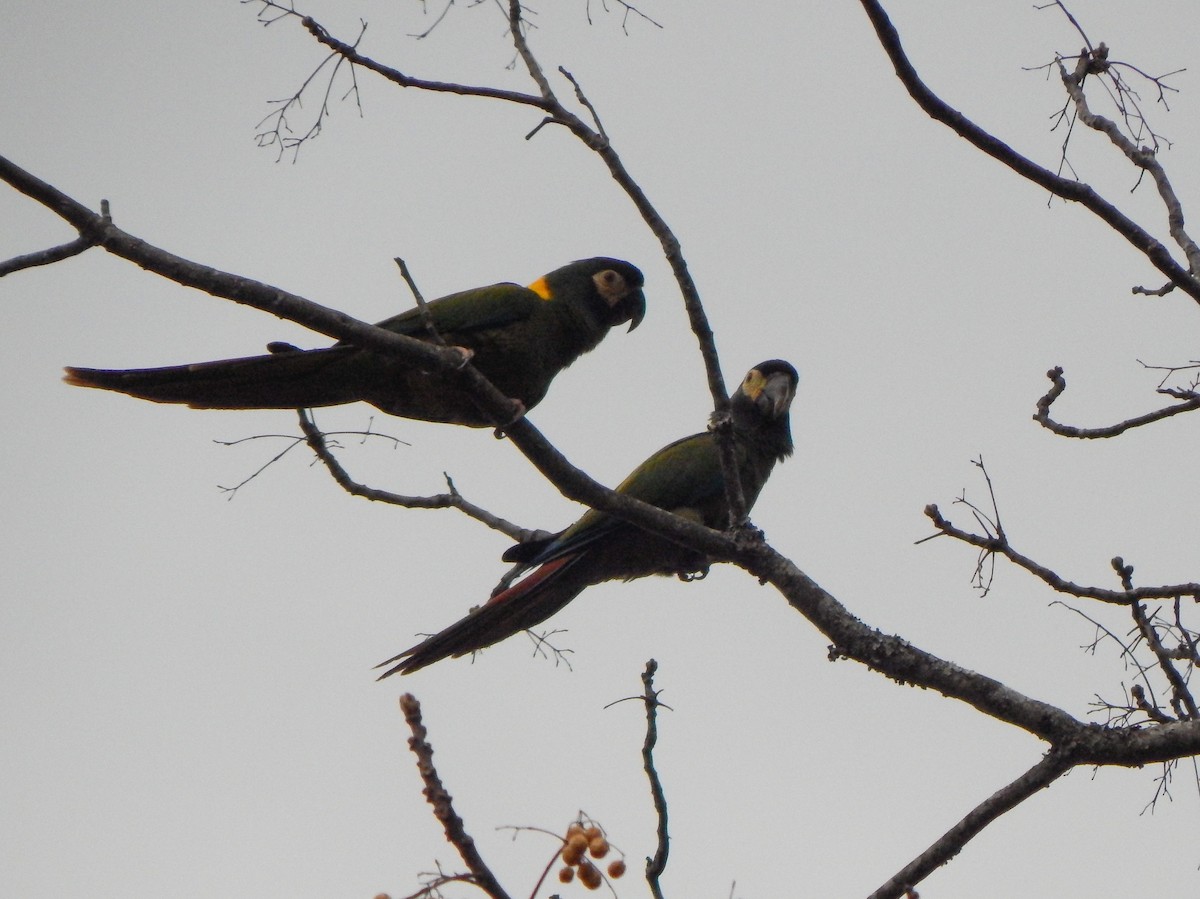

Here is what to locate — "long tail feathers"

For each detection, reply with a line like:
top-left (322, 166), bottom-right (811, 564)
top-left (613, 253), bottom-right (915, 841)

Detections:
top-left (376, 554), bottom-right (584, 678)
top-left (63, 346), bottom-right (361, 410)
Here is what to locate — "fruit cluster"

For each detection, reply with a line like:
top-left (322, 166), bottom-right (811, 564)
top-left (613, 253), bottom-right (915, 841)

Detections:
top-left (557, 822), bottom-right (626, 890)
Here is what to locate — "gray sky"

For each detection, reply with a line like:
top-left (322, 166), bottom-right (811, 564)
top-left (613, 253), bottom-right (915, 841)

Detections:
top-left (3, 2), bottom-right (1199, 896)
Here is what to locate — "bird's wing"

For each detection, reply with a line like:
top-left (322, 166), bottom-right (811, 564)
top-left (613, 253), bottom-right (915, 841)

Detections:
top-left (374, 282), bottom-right (543, 339)
top-left (520, 432), bottom-right (723, 566)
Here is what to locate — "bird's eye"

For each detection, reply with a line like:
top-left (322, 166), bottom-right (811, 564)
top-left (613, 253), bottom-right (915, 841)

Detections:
top-left (593, 269), bottom-right (627, 301)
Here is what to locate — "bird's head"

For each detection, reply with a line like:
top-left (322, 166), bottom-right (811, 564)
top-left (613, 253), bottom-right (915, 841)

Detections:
top-left (730, 360), bottom-right (799, 458)
top-left (735, 360), bottom-right (799, 420)
top-left (535, 257), bottom-right (646, 332)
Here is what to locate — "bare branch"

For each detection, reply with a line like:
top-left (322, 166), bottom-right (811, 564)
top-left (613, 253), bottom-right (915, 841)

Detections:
top-left (1034, 365), bottom-right (1200, 437)
top-left (301, 15), bottom-right (552, 110)
top-left (505, 0), bottom-right (555, 102)
top-left (254, 19), bottom-right (365, 161)
top-left (923, 501), bottom-right (1200, 605)
top-left (297, 410), bottom-right (551, 542)
top-left (584, 0), bottom-right (664, 33)
top-left (214, 432), bottom-right (311, 498)
top-left (243, 0), bottom-right (301, 28)
top-left (868, 749), bottom-right (1074, 899)
top-left (1119, 554), bottom-right (1200, 721)
top-left (398, 693), bottom-right (513, 899)
top-left (0, 235), bottom-right (95, 277)
top-left (1056, 602), bottom-right (1165, 720)
top-left (393, 257), bottom-right (445, 346)
top-left (408, 0), bottom-right (457, 40)
top-left (1056, 50), bottom-right (1200, 274)
top-left (855, 0), bottom-right (1200, 303)
top-left (639, 660), bottom-right (669, 899)
top-left (1039, 1), bottom-right (1093, 55)
top-left (1131, 684), bottom-right (1176, 726)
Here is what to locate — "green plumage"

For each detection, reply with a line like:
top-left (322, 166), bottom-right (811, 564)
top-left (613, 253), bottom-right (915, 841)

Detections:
top-left (378, 359), bottom-right (799, 676)
top-left (63, 258), bottom-right (646, 427)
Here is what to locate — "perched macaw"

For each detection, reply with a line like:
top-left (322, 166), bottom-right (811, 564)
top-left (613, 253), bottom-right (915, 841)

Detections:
top-left (63, 258), bottom-right (646, 427)
top-left (377, 359), bottom-right (799, 677)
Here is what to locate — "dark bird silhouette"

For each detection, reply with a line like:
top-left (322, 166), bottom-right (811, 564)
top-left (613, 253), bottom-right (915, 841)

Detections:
top-left (64, 258), bottom-right (646, 427)
top-left (378, 360), bottom-right (799, 676)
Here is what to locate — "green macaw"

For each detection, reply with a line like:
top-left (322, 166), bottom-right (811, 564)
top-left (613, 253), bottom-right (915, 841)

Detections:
top-left (63, 258), bottom-right (646, 427)
top-left (377, 359), bottom-right (799, 676)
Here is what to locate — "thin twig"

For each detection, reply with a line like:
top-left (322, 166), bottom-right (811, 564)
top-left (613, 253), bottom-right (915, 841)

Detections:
top-left (640, 660), bottom-right (669, 899)
top-left (393, 257), bottom-right (445, 345)
top-left (1125, 564), bottom-right (1199, 720)
top-left (298, 410), bottom-right (550, 542)
top-left (1052, 600), bottom-right (1162, 716)
top-left (302, 16), bottom-right (552, 110)
top-left (923, 502), bottom-right (1200, 605)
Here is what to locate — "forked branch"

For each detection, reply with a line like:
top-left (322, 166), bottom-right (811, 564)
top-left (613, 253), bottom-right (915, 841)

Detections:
top-left (855, 0), bottom-right (1200, 304)
top-left (922, 460), bottom-right (1200, 605)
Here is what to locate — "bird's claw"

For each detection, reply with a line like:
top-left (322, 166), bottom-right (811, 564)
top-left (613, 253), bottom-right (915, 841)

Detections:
top-left (707, 409), bottom-right (732, 433)
top-left (492, 399), bottom-right (527, 438)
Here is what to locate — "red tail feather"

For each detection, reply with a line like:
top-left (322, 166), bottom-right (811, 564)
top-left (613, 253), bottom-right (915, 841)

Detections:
top-left (482, 556), bottom-right (572, 608)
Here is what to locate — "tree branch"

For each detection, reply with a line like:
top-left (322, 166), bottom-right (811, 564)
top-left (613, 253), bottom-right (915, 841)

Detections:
top-left (302, 15), bottom-right (552, 110)
top-left (0, 234), bottom-right (95, 277)
top-left (740, 538), bottom-right (1200, 765)
top-left (1127, 591), bottom-right (1199, 720)
top-left (1034, 365), bottom-right (1200, 437)
top-left (923, 501), bottom-right (1200, 605)
top-left (297, 410), bottom-right (552, 542)
top-left (639, 660), bottom-right (669, 899)
top-left (868, 748), bottom-right (1074, 899)
top-left (1056, 49), bottom-right (1200, 275)
top-left (855, 0), bottom-right (1200, 304)
top-left (398, 693), bottom-right (512, 899)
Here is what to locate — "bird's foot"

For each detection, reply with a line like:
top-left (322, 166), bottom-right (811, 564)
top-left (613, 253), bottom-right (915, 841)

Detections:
top-left (730, 521), bottom-right (766, 550)
top-left (448, 345), bottom-right (475, 369)
top-left (491, 399), bottom-right (527, 438)
top-left (707, 409), bottom-right (732, 433)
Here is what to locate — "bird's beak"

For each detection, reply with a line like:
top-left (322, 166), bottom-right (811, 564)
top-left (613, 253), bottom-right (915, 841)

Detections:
top-left (618, 288), bottom-right (647, 332)
top-left (758, 371), bottom-right (796, 419)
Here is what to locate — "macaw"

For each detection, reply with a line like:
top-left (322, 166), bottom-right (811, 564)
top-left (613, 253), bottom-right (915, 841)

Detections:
top-left (64, 258), bottom-right (645, 427)
top-left (377, 359), bottom-right (798, 676)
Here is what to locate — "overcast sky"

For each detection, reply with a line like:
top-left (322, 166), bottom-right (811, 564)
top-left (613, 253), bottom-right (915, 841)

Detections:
top-left (3, 2), bottom-right (1199, 897)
